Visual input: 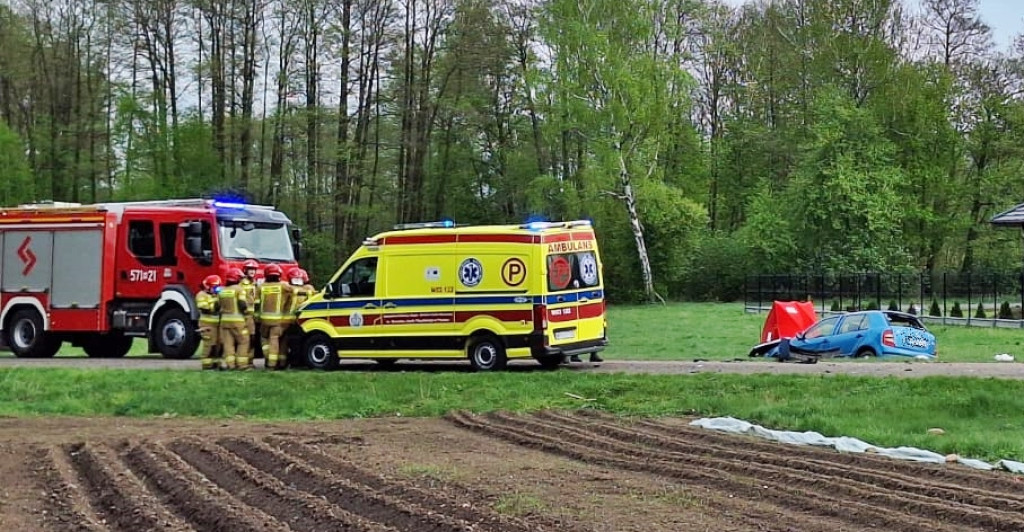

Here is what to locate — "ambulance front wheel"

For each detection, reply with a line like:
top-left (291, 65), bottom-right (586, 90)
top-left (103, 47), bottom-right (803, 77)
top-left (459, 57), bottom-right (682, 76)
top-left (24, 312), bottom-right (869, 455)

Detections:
top-left (468, 334), bottom-right (507, 371)
top-left (305, 334), bottom-right (339, 371)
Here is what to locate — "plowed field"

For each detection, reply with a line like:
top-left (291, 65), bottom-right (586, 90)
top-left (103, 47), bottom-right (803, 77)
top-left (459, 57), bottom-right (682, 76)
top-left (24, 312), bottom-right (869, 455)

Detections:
top-left (2, 412), bottom-right (1022, 531)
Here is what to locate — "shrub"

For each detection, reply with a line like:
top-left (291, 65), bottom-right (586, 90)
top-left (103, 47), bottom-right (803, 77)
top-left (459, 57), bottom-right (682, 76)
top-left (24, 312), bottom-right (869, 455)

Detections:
top-left (951, 302), bottom-right (963, 318)
top-left (975, 302), bottom-right (986, 319)
top-left (999, 301), bottom-right (1013, 320)
top-left (907, 302), bottom-right (918, 315)
top-left (929, 300), bottom-right (941, 317)
top-left (866, 300), bottom-right (880, 310)
top-left (830, 300), bottom-right (841, 312)
top-left (887, 299), bottom-right (899, 311)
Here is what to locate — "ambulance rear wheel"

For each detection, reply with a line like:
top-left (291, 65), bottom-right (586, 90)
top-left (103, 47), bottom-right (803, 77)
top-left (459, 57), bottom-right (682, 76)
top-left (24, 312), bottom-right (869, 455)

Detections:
top-left (305, 334), bottom-right (339, 371)
top-left (9, 309), bottom-right (60, 358)
top-left (154, 307), bottom-right (199, 359)
top-left (468, 335), bottom-right (507, 371)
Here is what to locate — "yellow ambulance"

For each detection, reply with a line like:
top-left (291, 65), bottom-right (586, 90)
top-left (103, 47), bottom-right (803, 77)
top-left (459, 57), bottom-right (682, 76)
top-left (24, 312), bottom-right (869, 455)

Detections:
top-left (290, 220), bottom-right (608, 370)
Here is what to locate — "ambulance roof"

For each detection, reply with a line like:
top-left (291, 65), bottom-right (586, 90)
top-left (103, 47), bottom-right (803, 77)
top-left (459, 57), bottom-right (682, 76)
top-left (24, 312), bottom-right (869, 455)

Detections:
top-left (368, 220), bottom-right (593, 242)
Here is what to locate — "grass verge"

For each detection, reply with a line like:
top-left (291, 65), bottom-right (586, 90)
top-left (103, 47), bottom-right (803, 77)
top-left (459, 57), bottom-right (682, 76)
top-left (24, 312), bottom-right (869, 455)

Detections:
top-left (604, 302), bottom-right (1024, 362)
top-left (2, 368), bottom-right (1024, 463)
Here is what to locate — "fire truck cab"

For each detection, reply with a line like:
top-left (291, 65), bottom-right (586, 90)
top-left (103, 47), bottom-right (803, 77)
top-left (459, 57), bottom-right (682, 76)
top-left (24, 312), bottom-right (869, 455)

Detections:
top-left (0, 198), bottom-right (301, 359)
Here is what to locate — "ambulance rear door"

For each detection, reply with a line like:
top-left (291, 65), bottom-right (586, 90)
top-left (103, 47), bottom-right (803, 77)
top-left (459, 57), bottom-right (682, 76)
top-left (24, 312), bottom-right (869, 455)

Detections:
top-left (542, 229), bottom-right (604, 348)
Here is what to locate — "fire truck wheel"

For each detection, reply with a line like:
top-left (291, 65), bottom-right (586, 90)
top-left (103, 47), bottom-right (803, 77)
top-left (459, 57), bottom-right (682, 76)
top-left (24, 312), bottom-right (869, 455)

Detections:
top-left (8, 309), bottom-right (60, 358)
top-left (468, 334), bottom-right (507, 371)
top-left (83, 333), bottom-right (133, 358)
top-left (154, 307), bottom-right (199, 359)
top-left (304, 333), bottom-right (339, 371)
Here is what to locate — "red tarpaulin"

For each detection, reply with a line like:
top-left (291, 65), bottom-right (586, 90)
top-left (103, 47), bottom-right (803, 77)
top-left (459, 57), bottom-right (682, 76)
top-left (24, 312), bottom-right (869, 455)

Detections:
top-left (761, 301), bottom-right (819, 343)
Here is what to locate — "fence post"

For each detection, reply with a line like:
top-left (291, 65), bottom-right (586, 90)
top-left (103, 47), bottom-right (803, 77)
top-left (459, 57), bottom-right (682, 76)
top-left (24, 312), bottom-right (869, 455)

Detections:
top-left (967, 271), bottom-right (972, 326)
top-left (994, 276), bottom-right (999, 326)
top-left (897, 273), bottom-right (902, 311)
top-left (942, 272), bottom-right (947, 324)
top-left (757, 275), bottom-right (762, 311)
top-left (820, 273), bottom-right (826, 314)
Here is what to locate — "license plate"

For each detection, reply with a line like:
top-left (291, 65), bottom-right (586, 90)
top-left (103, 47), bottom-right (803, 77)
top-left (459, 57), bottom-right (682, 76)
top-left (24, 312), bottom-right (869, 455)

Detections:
top-left (555, 329), bottom-right (576, 340)
top-left (906, 337), bottom-right (929, 348)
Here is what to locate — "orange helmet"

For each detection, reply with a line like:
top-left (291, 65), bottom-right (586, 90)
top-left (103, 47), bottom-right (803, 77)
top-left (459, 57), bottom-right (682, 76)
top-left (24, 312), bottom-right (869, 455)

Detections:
top-left (287, 267), bottom-right (309, 285)
top-left (242, 259), bottom-right (259, 274)
top-left (225, 267), bottom-right (244, 284)
top-left (202, 274), bottom-right (223, 291)
top-left (264, 263), bottom-right (283, 280)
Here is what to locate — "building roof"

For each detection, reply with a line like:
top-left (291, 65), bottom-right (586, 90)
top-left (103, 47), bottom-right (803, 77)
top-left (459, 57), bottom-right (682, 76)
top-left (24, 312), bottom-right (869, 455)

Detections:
top-left (990, 202), bottom-right (1024, 226)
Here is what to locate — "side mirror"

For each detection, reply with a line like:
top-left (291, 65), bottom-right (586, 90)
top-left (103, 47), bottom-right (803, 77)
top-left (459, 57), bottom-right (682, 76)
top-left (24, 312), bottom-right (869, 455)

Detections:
top-left (324, 282), bottom-right (335, 298)
top-left (291, 227), bottom-right (303, 241)
top-left (186, 236), bottom-right (202, 258)
top-left (292, 241), bottom-right (303, 261)
top-left (186, 221), bottom-right (202, 237)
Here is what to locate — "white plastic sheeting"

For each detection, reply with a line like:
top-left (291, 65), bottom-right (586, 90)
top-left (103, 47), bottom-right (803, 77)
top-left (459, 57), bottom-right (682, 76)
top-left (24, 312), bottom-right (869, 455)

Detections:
top-left (690, 417), bottom-right (1024, 474)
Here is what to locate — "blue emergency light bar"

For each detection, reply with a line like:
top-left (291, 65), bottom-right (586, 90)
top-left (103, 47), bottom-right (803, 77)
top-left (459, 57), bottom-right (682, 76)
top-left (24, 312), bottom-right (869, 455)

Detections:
top-left (520, 220), bottom-right (592, 231)
top-left (393, 220), bottom-right (456, 230)
top-left (213, 200), bottom-right (249, 210)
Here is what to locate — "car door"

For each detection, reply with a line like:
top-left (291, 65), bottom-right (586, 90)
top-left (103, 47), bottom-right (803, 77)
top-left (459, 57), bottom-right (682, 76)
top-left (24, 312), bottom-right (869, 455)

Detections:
top-left (326, 256), bottom-right (382, 349)
top-left (831, 314), bottom-right (869, 356)
top-left (791, 316), bottom-right (841, 354)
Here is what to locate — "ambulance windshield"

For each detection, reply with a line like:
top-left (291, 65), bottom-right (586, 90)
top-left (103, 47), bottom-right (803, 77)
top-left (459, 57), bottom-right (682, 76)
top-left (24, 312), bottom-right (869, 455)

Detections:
top-left (218, 221), bottom-right (295, 262)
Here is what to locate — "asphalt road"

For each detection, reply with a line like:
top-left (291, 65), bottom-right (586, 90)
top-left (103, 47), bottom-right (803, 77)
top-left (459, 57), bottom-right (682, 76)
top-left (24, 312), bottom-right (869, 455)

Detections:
top-left (1, 356), bottom-right (1024, 379)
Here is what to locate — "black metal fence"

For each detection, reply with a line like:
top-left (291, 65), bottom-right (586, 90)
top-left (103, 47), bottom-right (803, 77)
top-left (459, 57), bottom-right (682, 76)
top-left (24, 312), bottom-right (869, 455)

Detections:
top-left (745, 271), bottom-right (1024, 327)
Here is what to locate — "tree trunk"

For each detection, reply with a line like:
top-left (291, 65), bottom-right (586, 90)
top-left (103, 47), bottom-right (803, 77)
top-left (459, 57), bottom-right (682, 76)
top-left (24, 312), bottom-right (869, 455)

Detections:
top-left (616, 145), bottom-right (661, 304)
top-left (333, 0), bottom-right (352, 262)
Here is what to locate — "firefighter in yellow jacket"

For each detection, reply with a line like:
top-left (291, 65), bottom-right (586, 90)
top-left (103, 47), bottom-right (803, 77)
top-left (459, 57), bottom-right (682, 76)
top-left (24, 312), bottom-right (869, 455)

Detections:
top-left (281, 267), bottom-right (315, 364)
top-left (218, 268), bottom-right (251, 370)
top-left (258, 264), bottom-right (291, 369)
top-left (241, 258), bottom-right (260, 362)
top-left (196, 274), bottom-right (223, 370)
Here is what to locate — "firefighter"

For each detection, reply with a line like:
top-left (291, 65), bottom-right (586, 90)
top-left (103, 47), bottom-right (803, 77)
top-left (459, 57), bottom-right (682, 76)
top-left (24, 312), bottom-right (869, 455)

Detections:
top-left (241, 258), bottom-right (260, 362)
top-left (281, 267), bottom-right (315, 366)
top-left (218, 267), bottom-right (250, 370)
top-left (196, 274), bottom-right (223, 370)
top-left (258, 264), bottom-right (291, 370)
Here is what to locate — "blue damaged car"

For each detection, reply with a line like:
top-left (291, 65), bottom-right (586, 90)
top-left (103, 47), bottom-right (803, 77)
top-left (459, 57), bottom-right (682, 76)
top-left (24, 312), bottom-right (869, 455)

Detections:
top-left (751, 310), bottom-right (937, 360)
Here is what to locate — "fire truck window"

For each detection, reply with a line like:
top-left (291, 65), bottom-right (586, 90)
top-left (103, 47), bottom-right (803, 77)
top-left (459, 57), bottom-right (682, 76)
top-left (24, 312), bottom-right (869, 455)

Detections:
top-left (157, 223), bottom-right (178, 265)
top-left (128, 221), bottom-right (156, 258)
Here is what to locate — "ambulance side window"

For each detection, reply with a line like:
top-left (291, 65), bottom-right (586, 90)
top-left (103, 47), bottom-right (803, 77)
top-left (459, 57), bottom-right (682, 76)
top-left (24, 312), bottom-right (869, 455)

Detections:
top-left (335, 257), bottom-right (378, 298)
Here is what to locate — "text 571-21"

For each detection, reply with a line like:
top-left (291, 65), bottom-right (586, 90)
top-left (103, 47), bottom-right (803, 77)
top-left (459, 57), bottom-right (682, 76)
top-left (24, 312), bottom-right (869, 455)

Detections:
top-left (129, 269), bottom-right (157, 283)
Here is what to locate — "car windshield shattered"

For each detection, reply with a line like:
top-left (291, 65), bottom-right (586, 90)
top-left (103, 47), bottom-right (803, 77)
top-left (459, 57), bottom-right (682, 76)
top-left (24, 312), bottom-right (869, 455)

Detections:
top-left (884, 312), bottom-right (927, 330)
top-left (218, 221), bottom-right (295, 262)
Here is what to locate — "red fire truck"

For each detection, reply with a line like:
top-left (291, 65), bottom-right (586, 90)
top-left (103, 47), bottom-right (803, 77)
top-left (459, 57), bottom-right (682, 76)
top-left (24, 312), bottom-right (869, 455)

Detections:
top-left (0, 198), bottom-right (303, 359)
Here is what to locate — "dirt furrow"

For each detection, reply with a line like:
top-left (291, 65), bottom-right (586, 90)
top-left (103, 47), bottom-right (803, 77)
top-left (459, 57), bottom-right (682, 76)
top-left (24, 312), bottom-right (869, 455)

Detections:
top-left (616, 412), bottom-right (1024, 492)
top-left (494, 411), bottom-right (984, 532)
top-left (445, 410), bottom-right (866, 532)
top-left (539, 410), bottom-right (1024, 525)
top-left (218, 437), bottom-right (481, 532)
top-left (268, 435), bottom-right (570, 532)
top-left (65, 443), bottom-right (189, 532)
top-left (34, 446), bottom-right (105, 532)
top-left (120, 442), bottom-right (286, 532)
top-left (170, 438), bottom-right (394, 532)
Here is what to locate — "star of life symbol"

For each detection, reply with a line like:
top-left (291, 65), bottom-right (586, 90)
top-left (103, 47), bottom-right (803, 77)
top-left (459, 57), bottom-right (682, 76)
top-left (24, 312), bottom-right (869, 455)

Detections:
top-left (579, 253), bottom-right (598, 285)
top-left (459, 258), bottom-right (483, 287)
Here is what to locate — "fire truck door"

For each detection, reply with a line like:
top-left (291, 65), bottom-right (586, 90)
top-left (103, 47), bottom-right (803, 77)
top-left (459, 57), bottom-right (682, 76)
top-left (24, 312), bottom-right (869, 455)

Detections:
top-left (2, 231), bottom-right (53, 293)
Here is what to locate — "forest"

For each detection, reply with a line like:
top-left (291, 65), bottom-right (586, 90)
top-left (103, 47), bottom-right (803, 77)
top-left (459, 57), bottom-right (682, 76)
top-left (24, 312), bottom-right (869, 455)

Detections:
top-left (0, 0), bottom-right (1022, 302)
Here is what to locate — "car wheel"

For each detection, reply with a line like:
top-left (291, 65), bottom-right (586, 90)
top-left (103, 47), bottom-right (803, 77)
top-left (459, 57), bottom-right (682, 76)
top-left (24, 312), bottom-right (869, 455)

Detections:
top-left (855, 347), bottom-right (876, 358)
top-left (8, 309), bottom-right (60, 358)
top-left (468, 334), bottom-right (507, 371)
top-left (305, 334), bottom-right (339, 371)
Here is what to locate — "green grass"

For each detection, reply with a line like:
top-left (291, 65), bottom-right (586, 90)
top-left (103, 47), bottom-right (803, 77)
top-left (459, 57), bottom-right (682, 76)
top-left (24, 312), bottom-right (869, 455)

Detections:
top-left (39, 302), bottom-right (1024, 362)
top-left (604, 302), bottom-right (1024, 362)
top-left (3, 368), bottom-right (1024, 463)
